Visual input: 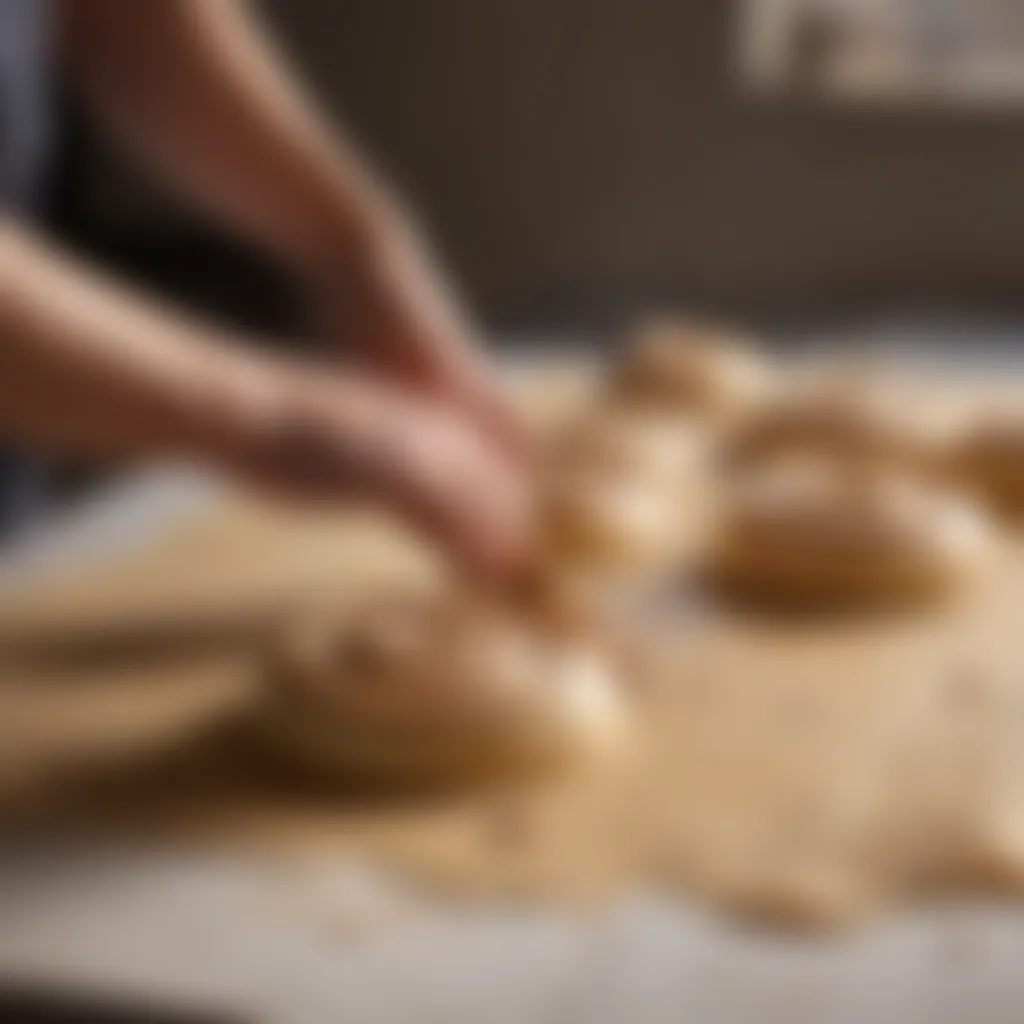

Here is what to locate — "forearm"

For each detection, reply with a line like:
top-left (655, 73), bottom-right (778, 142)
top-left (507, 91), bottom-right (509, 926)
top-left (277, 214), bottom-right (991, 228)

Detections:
top-left (0, 219), bottom-right (282, 462)
top-left (61, 0), bottom-right (388, 269)
top-left (58, 0), bottom-right (526, 476)
top-left (0, 221), bottom-right (525, 575)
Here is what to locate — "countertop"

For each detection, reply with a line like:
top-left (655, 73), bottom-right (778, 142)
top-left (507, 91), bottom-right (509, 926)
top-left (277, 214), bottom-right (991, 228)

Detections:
top-left (1, 335), bottom-right (1024, 1024)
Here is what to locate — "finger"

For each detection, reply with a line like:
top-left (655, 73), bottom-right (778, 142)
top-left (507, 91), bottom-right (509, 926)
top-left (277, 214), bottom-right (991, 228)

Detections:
top-left (381, 332), bottom-right (533, 472)
top-left (385, 424), bottom-right (533, 579)
top-left (270, 409), bottom-right (530, 579)
top-left (355, 339), bottom-right (533, 475)
top-left (445, 357), bottom-right (534, 466)
top-left (228, 369), bottom-right (533, 579)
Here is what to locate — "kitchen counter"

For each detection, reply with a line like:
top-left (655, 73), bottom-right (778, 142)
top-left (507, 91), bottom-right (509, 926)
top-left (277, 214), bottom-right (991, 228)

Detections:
top-left (2, 334), bottom-right (1024, 1024)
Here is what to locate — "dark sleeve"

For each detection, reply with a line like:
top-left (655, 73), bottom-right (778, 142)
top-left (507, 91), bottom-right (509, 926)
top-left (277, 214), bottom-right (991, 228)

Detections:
top-left (0, 0), bottom-right (54, 213)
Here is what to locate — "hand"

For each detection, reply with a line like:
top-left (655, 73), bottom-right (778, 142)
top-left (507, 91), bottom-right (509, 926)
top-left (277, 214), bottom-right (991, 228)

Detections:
top-left (0, 220), bottom-right (529, 579)
top-left (209, 359), bottom-right (532, 579)
top-left (311, 204), bottom-right (529, 463)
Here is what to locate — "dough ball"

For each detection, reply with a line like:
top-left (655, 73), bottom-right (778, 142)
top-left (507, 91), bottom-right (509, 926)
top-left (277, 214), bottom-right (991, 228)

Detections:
top-left (707, 458), bottom-right (994, 608)
top-left (949, 411), bottom-right (1024, 522)
top-left (732, 375), bottom-right (952, 472)
top-left (554, 407), bottom-right (710, 490)
top-left (538, 407), bottom-right (713, 577)
top-left (512, 363), bottom-right (600, 444)
top-left (541, 465), bottom-right (689, 575)
top-left (610, 318), bottom-right (768, 422)
top-left (258, 595), bottom-right (626, 787)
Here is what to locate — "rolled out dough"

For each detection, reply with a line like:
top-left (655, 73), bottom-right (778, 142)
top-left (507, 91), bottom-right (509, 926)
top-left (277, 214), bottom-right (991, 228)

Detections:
top-left (2, 495), bottom-right (1024, 930)
top-left (256, 594), bottom-right (626, 787)
top-left (2, 369), bottom-right (1024, 930)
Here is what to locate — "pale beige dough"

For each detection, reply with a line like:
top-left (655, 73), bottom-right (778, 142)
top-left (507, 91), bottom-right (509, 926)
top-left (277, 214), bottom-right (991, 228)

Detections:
top-left (609, 317), bottom-right (768, 423)
top-left (553, 406), bottom-right (708, 488)
top-left (256, 593), bottom-right (627, 788)
top-left (708, 458), bottom-right (994, 608)
top-left (731, 373), bottom-right (956, 471)
top-left (540, 407), bottom-right (712, 576)
top-left (541, 468), bottom-right (684, 576)
top-left (7, 366), bottom-right (1024, 932)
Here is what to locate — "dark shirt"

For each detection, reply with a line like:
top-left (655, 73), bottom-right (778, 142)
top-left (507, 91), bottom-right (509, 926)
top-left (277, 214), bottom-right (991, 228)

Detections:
top-left (0, 0), bottom-right (52, 212)
top-left (0, 0), bottom-right (53, 536)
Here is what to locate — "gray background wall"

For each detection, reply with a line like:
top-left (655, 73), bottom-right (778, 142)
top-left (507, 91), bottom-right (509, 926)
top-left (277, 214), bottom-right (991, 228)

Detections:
top-left (73, 1), bottom-right (1024, 322)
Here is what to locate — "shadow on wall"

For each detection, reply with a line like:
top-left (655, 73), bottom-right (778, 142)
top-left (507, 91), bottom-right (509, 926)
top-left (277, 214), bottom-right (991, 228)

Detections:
top-left (68, 0), bottom-right (1024, 326)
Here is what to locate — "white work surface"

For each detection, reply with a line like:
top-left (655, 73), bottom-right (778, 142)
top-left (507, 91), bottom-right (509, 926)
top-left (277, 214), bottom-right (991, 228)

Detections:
top-left (2, 334), bottom-right (1024, 1024)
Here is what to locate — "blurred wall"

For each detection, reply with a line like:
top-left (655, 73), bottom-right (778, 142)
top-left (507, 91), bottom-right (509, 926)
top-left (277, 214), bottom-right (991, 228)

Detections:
top-left (73, 0), bottom-right (1024, 322)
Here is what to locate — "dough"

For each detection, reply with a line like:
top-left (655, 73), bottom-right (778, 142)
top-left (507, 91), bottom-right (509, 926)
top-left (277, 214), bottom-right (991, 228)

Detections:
top-left (13, 366), bottom-right (1024, 931)
top-left (539, 408), bottom-right (711, 575)
top-left (257, 593), bottom-right (626, 787)
top-left (609, 318), bottom-right (768, 422)
top-left (541, 465), bottom-right (688, 575)
top-left (16, 520), bottom-right (1024, 928)
top-left (950, 411), bottom-right (1024, 521)
top-left (731, 375), bottom-right (953, 471)
top-left (708, 458), bottom-right (994, 608)
top-left (553, 406), bottom-right (709, 488)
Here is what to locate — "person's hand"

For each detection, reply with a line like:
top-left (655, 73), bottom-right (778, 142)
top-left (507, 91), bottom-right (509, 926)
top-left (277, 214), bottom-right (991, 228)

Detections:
top-left (310, 204), bottom-right (529, 463)
top-left (0, 220), bottom-right (529, 580)
top-left (207, 359), bottom-right (531, 578)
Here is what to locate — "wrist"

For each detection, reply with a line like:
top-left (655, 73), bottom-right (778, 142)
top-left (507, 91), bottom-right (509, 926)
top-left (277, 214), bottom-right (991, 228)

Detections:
top-left (180, 346), bottom-right (390, 496)
top-left (173, 343), bottom-right (295, 471)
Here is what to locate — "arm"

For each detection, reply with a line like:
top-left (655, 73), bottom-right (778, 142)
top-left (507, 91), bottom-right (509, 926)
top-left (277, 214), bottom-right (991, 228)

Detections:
top-left (61, 0), bottom-right (374, 268)
top-left (0, 219), bottom-right (526, 575)
top-left (60, 0), bottom-right (522, 452)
